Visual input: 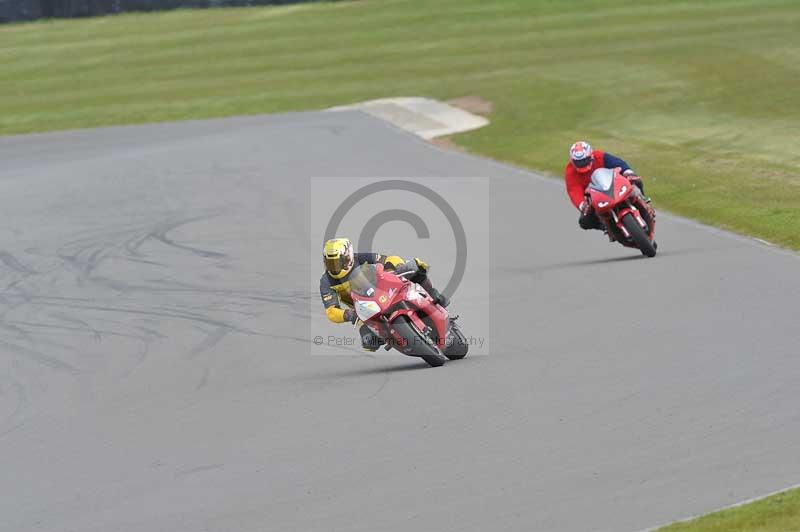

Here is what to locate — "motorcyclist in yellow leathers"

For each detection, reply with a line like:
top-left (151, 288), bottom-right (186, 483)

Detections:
top-left (319, 237), bottom-right (449, 351)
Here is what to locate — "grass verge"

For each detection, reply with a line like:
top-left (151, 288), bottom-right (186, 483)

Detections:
top-left (1, 0), bottom-right (799, 247)
top-left (660, 487), bottom-right (800, 532)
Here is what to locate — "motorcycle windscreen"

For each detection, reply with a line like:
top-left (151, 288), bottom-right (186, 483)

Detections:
top-left (349, 263), bottom-right (379, 297)
top-left (589, 168), bottom-right (614, 193)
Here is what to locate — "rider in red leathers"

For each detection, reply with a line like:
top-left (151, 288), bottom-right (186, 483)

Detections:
top-left (564, 141), bottom-right (647, 232)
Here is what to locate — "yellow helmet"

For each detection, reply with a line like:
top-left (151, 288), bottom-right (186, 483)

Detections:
top-left (323, 238), bottom-right (354, 279)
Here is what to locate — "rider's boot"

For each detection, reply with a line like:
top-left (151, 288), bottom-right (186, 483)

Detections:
top-left (420, 278), bottom-right (450, 307)
top-left (428, 287), bottom-right (450, 308)
top-left (412, 272), bottom-right (450, 308)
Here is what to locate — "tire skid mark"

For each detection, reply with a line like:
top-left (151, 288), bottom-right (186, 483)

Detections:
top-left (51, 313), bottom-right (103, 342)
top-left (194, 366), bottom-right (210, 391)
top-left (123, 228), bottom-right (151, 258)
top-left (0, 251), bottom-right (37, 275)
top-left (0, 376), bottom-right (28, 438)
top-left (189, 325), bottom-right (232, 358)
top-left (0, 321), bottom-right (35, 343)
top-left (0, 339), bottom-right (79, 374)
top-left (149, 216), bottom-right (227, 259)
top-left (4, 294), bottom-right (93, 305)
top-left (116, 331), bottom-right (153, 379)
top-left (0, 320), bottom-right (75, 360)
top-left (81, 276), bottom-right (291, 306)
top-left (5, 320), bottom-right (143, 343)
top-left (0, 377), bottom-right (27, 420)
top-left (0, 212), bottom-right (273, 424)
top-left (176, 463), bottom-right (224, 477)
top-left (16, 301), bottom-right (255, 340)
top-left (0, 281), bottom-right (36, 317)
top-left (57, 226), bottom-right (146, 277)
top-left (124, 215), bottom-right (219, 257)
top-left (130, 324), bottom-right (168, 341)
top-left (122, 257), bottom-right (167, 267)
top-left (55, 213), bottom-right (224, 280)
top-left (194, 302), bottom-right (261, 318)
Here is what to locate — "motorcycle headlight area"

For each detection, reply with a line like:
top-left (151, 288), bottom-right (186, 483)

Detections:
top-left (355, 300), bottom-right (382, 321)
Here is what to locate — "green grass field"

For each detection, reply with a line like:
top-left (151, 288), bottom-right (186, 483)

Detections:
top-left (660, 488), bottom-right (800, 531)
top-left (1, 0), bottom-right (799, 251)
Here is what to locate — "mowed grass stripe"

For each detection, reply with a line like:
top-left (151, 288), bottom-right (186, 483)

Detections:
top-left (3, 7), bottom-right (797, 84)
top-left (7, 13), bottom-right (798, 98)
top-left (3, 1), bottom-right (795, 61)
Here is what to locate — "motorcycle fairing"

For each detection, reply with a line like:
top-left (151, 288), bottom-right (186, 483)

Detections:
top-left (350, 263), bottom-right (449, 350)
top-left (587, 167), bottom-right (634, 214)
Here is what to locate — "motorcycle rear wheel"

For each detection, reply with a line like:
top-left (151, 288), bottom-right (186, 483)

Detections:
top-left (391, 316), bottom-right (447, 367)
top-left (622, 213), bottom-right (657, 257)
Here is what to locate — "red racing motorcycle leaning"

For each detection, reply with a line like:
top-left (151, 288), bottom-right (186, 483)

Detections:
top-left (585, 167), bottom-right (658, 257)
top-left (349, 263), bottom-right (468, 367)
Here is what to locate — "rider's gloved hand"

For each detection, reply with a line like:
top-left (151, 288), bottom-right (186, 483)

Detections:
top-left (579, 199), bottom-right (592, 216)
top-left (343, 308), bottom-right (358, 324)
top-left (623, 169), bottom-right (644, 189)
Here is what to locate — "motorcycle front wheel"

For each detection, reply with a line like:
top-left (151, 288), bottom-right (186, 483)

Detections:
top-left (443, 319), bottom-right (469, 360)
top-left (621, 213), bottom-right (657, 257)
top-left (391, 316), bottom-right (447, 367)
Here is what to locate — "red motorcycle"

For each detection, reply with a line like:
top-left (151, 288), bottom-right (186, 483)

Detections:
top-left (585, 167), bottom-right (657, 257)
top-left (349, 262), bottom-right (468, 367)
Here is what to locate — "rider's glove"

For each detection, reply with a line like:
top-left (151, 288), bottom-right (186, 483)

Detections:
top-left (622, 169), bottom-right (643, 186)
top-left (343, 308), bottom-right (358, 324)
top-left (628, 176), bottom-right (645, 196)
top-left (579, 200), bottom-right (592, 216)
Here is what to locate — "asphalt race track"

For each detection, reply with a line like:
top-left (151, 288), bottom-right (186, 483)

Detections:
top-left (1, 111), bottom-right (798, 532)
